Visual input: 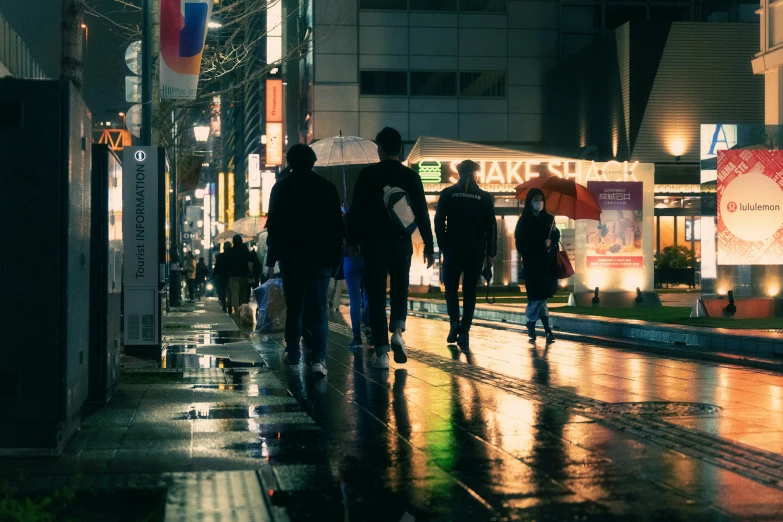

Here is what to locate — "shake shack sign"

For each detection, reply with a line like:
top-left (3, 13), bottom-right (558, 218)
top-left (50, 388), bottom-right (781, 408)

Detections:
top-left (123, 147), bottom-right (160, 287)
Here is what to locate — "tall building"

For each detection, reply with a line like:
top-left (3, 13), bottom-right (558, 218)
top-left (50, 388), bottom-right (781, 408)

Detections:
top-left (283, 0), bottom-right (723, 154)
top-left (0, 14), bottom-right (46, 79)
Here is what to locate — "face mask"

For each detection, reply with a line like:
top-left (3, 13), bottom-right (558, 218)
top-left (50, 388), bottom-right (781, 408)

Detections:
top-left (532, 201), bottom-right (544, 212)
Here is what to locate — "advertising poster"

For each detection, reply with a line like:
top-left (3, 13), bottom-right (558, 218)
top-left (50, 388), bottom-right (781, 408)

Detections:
top-left (585, 182), bottom-right (643, 269)
top-left (717, 150), bottom-right (783, 265)
top-left (160, 0), bottom-right (213, 99)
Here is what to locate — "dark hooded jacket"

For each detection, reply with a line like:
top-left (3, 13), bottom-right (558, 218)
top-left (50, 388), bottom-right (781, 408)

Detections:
top-left (515, 207), bottom-right (560, 301)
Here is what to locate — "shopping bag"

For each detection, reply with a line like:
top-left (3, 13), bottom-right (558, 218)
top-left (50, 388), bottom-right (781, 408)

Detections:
top-left (238, 304), bottom-right (254, 327)
top-left (555, 246), bottom-right (574, 280)
top-left (254, 278), bottom-right (287, 334)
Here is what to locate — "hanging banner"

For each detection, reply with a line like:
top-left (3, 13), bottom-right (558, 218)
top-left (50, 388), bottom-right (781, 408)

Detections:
top-left (717, 150), bottom-right (783, 265)
top-left (266, 123), bottom-right (284, 166)
top-left (585, 181), bottom-right (644, 269)
top-left (160, 0), bottom-right (213, 99)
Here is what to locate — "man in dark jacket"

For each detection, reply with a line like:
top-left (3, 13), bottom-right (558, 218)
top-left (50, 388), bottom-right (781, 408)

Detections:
top-left (435, 160), bottom-right (497, 349)
top-left (213, 242), bottom-right (231, 311)
top-left (266, 144), bottom-right (343, 377)
top-left (195, 257), bottom-right (209, 300)
top-left (226, 235), bottom-right (254, 314)
top-left (347, 127), bottom-right (434, 370)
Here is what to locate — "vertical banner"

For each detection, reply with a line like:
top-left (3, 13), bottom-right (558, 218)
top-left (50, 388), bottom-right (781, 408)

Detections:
top-left (160, 0), bottom-right (213, 99)
top-left (266, 79), bottom-right (284, 166)
top-left (585, 182), bottom-right (644, 269)
top-left (717, 150), bottom-right (783, 265)
top-left (123, 147), bottom-right (162, 346)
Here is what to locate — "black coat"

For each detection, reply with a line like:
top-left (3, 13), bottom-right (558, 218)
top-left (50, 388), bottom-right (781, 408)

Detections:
top-left (515, 210), bottom-right (561, 301)
top-left (434, 177), bottom-right (497, 257)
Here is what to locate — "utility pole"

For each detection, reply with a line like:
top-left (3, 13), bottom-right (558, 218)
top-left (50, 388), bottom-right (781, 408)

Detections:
top-left (141, 0), bottom-right (152, 146)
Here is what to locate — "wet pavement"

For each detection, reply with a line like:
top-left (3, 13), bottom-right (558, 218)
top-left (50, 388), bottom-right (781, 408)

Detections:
top-left (4, 299), bottom-right (783, 521)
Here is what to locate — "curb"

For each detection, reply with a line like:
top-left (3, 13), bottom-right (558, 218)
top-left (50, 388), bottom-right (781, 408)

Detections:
top-left (402, 298), bottom-right (783, 372)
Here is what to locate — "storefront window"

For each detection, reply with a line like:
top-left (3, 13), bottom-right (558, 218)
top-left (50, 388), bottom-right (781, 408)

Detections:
top-left (658, 216), bottom-right (675, 253)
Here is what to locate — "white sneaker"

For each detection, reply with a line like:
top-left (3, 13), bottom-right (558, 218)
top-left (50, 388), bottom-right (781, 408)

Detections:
top-left (312, 361), bottom-right (328, 377)
top-left (372, 353), bottom-right (390, 370)
top-left (390, 332), bottom-right (407, 364)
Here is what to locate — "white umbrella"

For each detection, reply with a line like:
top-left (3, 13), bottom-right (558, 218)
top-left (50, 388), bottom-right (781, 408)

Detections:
top-left (311, 134), bottom-right (379, 167)
top-left (230, 216), bottom-right (267, 236)
top-left (215, 229), bottom-right (253, 242)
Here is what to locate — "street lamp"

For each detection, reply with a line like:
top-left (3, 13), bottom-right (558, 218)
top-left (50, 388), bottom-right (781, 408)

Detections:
top-left (193, 125), bottom-right (210, 142)
top-left (119, 112), bottom-right (126, 128)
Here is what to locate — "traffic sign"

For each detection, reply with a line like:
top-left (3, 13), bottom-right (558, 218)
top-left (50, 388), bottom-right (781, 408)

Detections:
top-left (125, 76), bottom-right (142, 103)
top-left (127, 104), bottom-right (142, 138)
top-left (125, 41), bottom-right (142, 75)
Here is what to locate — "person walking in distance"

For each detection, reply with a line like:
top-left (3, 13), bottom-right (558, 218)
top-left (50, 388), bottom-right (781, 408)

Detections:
top-left (226, 235), bottom-right (253, 315)
top-left (515, 188), bottom-right (560, 343)
top-left (184, 253), bottom-right (197, 302)
top-left (434, 160), bottom-right (497, 350)
top-left (213, 242), bottom-right (231, 311)
top-left (195, 257), bottom-right (209, 300)
top-left (266, 144), bottom-right (343, 377)
top-left (347, 127), bottom-right (435, 370)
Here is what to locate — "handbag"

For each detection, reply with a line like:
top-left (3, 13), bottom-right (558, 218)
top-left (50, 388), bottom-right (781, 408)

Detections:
top-left (549, 220), bottom-right (574, 280)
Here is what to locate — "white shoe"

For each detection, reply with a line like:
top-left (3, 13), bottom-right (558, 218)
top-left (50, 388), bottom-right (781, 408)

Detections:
top-left (372, 353), bottom-right (390, 370)
top-left (312, 361), bottom-right (328, 377)
top-left (390, 332), bottom-right (407, 364)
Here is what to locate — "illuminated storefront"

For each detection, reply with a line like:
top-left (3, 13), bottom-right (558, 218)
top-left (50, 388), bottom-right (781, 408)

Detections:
top-left (405, 137), bottom-right (656, 290)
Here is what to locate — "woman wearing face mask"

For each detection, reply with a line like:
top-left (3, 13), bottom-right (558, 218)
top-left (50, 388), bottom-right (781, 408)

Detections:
top-left (515, 188), bottom-right (560, 343)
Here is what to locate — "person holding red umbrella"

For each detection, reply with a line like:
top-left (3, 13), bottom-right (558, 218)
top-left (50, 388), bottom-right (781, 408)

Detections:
top-left (515, 188), bottom-right (559, 343)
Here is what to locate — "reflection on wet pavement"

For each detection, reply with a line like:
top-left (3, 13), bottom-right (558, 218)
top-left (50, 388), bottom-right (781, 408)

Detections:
top-left (7, 298), bottom-right (783, 521)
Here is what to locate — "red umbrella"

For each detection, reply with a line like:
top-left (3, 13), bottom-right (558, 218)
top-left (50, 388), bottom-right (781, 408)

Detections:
top-left (515, 176), bottom-right (601, 220)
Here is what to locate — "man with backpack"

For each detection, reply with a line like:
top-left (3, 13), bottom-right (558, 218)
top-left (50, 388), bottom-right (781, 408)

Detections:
top-left (347, 127), bottom-right (434, 370)
top-left (434, 160), bottom-right (497, 350)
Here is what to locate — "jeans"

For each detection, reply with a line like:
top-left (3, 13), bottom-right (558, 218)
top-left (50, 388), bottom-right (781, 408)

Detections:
top-left (525, 300), bottom-right (549, 322)
top-left (363, 239), bottom-right (412, 355)
top-left (442, 247), bottom-right (485, 331)
top-left (343, 255), bottom-right (370, 340)
top-left (282, 267), bottom-right (331, 363)
top-left (186, 279), bottom-right (196, 300)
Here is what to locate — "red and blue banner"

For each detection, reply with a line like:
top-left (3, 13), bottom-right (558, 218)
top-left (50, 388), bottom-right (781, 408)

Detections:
top-left (160, 0), bottom-right (212, 100)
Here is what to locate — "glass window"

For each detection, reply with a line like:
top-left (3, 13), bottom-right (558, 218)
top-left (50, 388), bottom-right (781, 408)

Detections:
top-left (460, 71), bottom-right (506, 97)
top-left (676, 216), bottom-right (688, 248)
top-left (410, 72), bottom-right (457, 96)
top-left (658, 216), bottom-right (675, 252)
top-left (360, 0), bottom-right (407, 9)
top-left (650, 6), bottom-right (692, 23)
top-left (561, 6), bottom-right (602, 31)
top-left (561, 33), bottom-right (597, 57)
top-left (360, 71), bottom-right (408, 95)
top-left (459, 0), bottom-right (505, 13)
top-left (605, 5), bottom-right (647, 29)
top-left (411, 0), bottom-right (457, 10)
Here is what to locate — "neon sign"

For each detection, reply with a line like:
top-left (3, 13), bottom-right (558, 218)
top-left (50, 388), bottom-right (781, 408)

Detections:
top-left (414, 158), bottom-right (639, 186)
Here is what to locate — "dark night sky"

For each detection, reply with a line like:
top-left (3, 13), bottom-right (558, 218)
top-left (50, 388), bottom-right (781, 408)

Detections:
top-left (1, 0), bottom-right (138, 121)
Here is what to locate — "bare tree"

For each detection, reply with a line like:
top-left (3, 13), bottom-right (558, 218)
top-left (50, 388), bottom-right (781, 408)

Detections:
top-left (61, 0), bottom-right (87, 91)
top-left (85, 0), bottom-right (337, 149)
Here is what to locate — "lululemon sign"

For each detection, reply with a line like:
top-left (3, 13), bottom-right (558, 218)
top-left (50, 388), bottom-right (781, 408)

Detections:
top-left (717, 150), bottom-right (783, 265)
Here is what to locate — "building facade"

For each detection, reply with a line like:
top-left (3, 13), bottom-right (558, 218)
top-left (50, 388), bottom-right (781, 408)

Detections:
top-left (0, 13), bottom-right (46, 79)
top-left (544, 21), bottom-right (764, 277)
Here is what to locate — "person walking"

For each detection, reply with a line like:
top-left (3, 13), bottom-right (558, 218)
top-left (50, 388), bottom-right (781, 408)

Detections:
top-left (195, 257), bottom-right (209, 300)
top-left (434, 160), bottom-right (497, 350)
top-left (226, 235), bottom-right (253, 315)
top-left (213, 241), bottom-right (231, 311)
top-left (515, 188), bottom-right (560, 343)
top-left (184, 253), bottom-right (197, 302)
top-left (266, 144), bottom-right (343, 377)
top-left (347, 127), bottom-right (435, 370)
top-left (342, 208), bottom-right (372, 349)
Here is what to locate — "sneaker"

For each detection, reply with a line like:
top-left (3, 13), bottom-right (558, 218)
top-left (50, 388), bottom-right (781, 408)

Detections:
top-left (447, 322), bottom-right (461, 344)
top-left (457, 331), bottom-right (469, 350)
top-left (312, 361), bottom-right (328, 377)
top-left (390, 332), bottom-right (408, 364)
top-left (284, 352), bottom-right (301, 365)
top-left (349, 338), bottom-right (363, 350)
top-left (372, 352), bottom-right (390, 370)
top-left (546, 332), bottom-right (556, 344)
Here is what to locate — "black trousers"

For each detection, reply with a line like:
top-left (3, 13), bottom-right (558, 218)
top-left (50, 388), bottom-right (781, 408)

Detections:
top-left (363, 239), bottom-right (412, 354)
top-left (442, 246), bottom-right (485, 331)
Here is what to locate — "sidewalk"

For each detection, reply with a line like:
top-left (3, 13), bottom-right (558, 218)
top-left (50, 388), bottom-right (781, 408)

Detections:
top-left (403, 297), bottom-right (783, 370)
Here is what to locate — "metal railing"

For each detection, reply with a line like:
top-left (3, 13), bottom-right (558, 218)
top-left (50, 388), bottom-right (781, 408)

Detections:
top-left (0, 14), bottom-right (46, 79)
